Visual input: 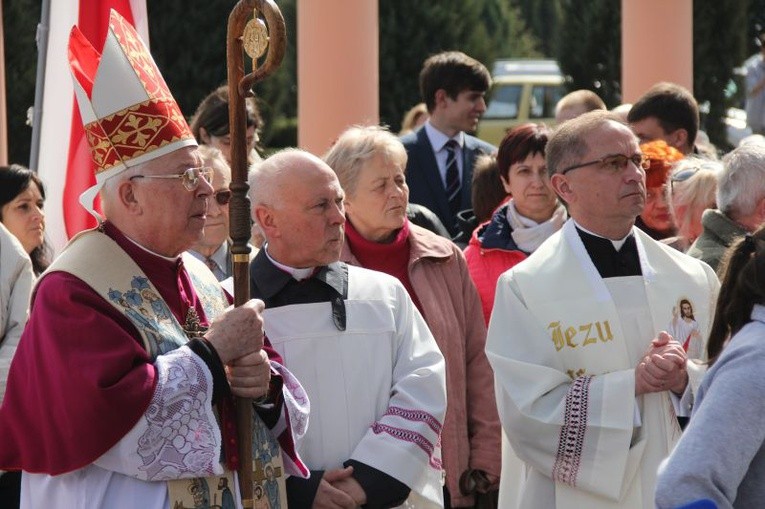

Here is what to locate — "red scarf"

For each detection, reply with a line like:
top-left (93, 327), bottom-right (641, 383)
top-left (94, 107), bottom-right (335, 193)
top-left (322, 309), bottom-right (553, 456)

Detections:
top-left (344, 219), bottom-right (423, 312)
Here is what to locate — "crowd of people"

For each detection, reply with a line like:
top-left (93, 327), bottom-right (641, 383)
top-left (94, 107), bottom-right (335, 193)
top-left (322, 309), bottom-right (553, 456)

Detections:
top-left (2, 10), bottom-right (765, 509)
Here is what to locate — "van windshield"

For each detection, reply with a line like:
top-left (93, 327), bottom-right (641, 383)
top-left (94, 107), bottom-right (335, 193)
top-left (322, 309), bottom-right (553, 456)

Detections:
top-left (484, 84), bottom-right (521, 119)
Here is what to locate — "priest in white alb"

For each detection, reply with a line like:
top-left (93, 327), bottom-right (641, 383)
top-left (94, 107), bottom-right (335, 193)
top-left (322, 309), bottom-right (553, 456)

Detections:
top-left (486, 110), bottom-right (719, 509)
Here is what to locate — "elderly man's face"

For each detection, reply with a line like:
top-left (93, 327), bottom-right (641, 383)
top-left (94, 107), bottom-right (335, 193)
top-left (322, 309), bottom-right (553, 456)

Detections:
top-left (556, 121), bottom-right (645, 235)
top-left (129, 146), bottom-right (211, 256)
top-left (267, 159), bottom-right (346, 268)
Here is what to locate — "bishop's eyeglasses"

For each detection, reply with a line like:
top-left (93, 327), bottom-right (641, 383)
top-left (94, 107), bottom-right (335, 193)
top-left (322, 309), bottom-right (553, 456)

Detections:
top-left (559, 153), bottom-right (650, 175)
top-left (130, 167), bottom-right (213, 192)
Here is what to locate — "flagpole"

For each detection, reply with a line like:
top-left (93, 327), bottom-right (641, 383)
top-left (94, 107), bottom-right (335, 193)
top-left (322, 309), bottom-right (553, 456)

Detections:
top-left (0, 0), bottom-right (7, 165)
top-left (28, 0), bottom-right (51, 171)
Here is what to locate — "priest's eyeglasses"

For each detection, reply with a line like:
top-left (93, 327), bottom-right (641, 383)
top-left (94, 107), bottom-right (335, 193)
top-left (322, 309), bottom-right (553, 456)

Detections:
top-left (130, 167), bottom-right (213, 191)
top-left (560, 154), bottom-right (650, 175)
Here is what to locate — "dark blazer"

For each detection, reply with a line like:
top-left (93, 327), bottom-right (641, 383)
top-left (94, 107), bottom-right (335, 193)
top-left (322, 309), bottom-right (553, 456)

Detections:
top-left (402, 127), bottom-right (495, 236)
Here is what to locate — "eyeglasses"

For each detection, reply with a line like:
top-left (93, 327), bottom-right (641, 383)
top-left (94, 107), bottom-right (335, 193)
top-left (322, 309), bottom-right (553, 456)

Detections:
top-left (214, 189), bottom-right (232, 206)
top-left (130, 167), bottom-right (213, 191)
top-left (560, 154), bottom-right (650, 175)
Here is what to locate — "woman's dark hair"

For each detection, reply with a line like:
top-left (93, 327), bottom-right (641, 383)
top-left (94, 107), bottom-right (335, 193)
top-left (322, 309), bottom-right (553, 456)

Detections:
top-left (189, 85), bottom-right (262, 141)
top-left (471, 154), bottom-right (508, 223)
top-left (496, 123), bottom-right (550, 182)
top-left (707, 226), bottom-right (765, 364)
top-left (0, 164), bottom-right (51, 275)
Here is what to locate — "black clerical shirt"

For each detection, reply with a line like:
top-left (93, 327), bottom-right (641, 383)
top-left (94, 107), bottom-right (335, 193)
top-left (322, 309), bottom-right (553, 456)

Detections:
top-left (576, 227), bottom-right (642, 278)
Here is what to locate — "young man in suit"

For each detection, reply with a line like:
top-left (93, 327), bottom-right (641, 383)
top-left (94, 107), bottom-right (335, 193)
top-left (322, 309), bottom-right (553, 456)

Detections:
top-left (402, 51), bottom-right (496, 237)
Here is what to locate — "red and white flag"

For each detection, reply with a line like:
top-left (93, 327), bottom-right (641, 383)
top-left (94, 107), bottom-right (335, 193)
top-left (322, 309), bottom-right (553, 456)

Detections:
top-left (36, 0), bottom-right (148, 253)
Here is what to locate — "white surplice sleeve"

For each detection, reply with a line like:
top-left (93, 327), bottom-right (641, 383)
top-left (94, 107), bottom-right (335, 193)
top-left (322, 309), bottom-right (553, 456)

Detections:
top-left (349, 280), bottom-right (447, 505)
top-left (486, 272), bottom-right (640, 502)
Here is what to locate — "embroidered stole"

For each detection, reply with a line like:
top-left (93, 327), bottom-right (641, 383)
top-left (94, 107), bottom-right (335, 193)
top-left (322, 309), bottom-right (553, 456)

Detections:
top-left (48, 228), bottom-right (288, 508)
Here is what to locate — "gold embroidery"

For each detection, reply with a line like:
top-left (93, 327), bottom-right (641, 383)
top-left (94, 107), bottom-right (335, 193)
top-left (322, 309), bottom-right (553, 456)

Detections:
top-left (595, 320), bottom-right (614, 342)
top-left (580, 322), bottom-right (597, 346)
top-left (183, 308), bottom-right (208, 339)
top-left (566, 368), bottom-right (586, 380)
top-left (549, 320), bottom-right (615, 351)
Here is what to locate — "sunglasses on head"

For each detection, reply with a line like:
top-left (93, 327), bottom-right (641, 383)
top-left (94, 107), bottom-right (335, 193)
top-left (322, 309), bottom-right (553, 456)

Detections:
top-left (669, 162), bottom-right (720, 192)
top-left (214, 189), bottom-right (232, 206)
top-left (671, 167), bottom-right (701, 184)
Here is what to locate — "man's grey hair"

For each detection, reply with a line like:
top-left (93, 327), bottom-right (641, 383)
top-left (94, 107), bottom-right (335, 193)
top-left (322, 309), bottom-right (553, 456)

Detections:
top-left (717, 143), bottom-right (765, 218)
top-left (545, 110), bottom-right (628, 178)
top-left (98, 163), bottom-right (145, 217)
top-left (247, 147), bottom-right (309, 210)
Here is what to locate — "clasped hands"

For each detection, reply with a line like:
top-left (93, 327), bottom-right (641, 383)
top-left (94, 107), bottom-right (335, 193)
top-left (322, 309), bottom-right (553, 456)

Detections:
top-left (313, 467), bottom-right (366, 509)
top-left (204, 299), bottom-right (272, 399)
top-left (635, 331), bottom-right (688, 396)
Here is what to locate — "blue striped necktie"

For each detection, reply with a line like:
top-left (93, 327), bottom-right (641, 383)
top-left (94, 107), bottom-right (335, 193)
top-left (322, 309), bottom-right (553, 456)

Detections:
top-left (445, 139), bottom-right (461, 214)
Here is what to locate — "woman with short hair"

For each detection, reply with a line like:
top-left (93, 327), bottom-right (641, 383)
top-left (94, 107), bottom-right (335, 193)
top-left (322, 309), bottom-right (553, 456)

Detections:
top-left (324, 125), bottom-right (501, 508)
top-left (464, 123), bottom-right (565, 323)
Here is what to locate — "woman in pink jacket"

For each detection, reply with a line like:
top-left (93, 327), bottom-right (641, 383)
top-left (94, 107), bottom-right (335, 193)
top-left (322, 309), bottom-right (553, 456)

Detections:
top-left (324, 125), bottom-right (501, 508)
top-left (464, 124), bottom-right (566, 324)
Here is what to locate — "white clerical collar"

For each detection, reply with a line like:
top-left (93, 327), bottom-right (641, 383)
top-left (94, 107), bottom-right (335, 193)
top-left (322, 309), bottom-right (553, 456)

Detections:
top-left (573, 219), bottom-right (634, 251)
top-left (264, 245), bottom-right (315, 280)
top-left (122, 233), bottom-right (179, 262)
top-left (424, 120), bottom-right (465, 151)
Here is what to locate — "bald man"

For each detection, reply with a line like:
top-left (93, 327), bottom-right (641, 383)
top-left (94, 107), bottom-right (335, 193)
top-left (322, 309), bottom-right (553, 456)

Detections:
top-left (248, 149), bottom-right (447, 508)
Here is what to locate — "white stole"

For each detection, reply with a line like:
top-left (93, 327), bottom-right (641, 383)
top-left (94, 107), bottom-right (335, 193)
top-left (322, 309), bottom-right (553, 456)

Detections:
top-left (489, 219), bottom-right (719, 509)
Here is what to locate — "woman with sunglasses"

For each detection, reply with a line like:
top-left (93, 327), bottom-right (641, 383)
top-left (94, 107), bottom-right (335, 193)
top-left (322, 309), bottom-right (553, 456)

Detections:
top-left (663, 158), bottom-right (721, 252)
top-left (187, 145), bottom-right (247, 281)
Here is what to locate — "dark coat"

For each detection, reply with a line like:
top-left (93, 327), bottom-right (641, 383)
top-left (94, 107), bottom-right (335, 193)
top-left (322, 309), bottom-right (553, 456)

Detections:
top-left (402, 127), bottom-right (495, 237)
top-left (687, 209), bottom-right (749, 273)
